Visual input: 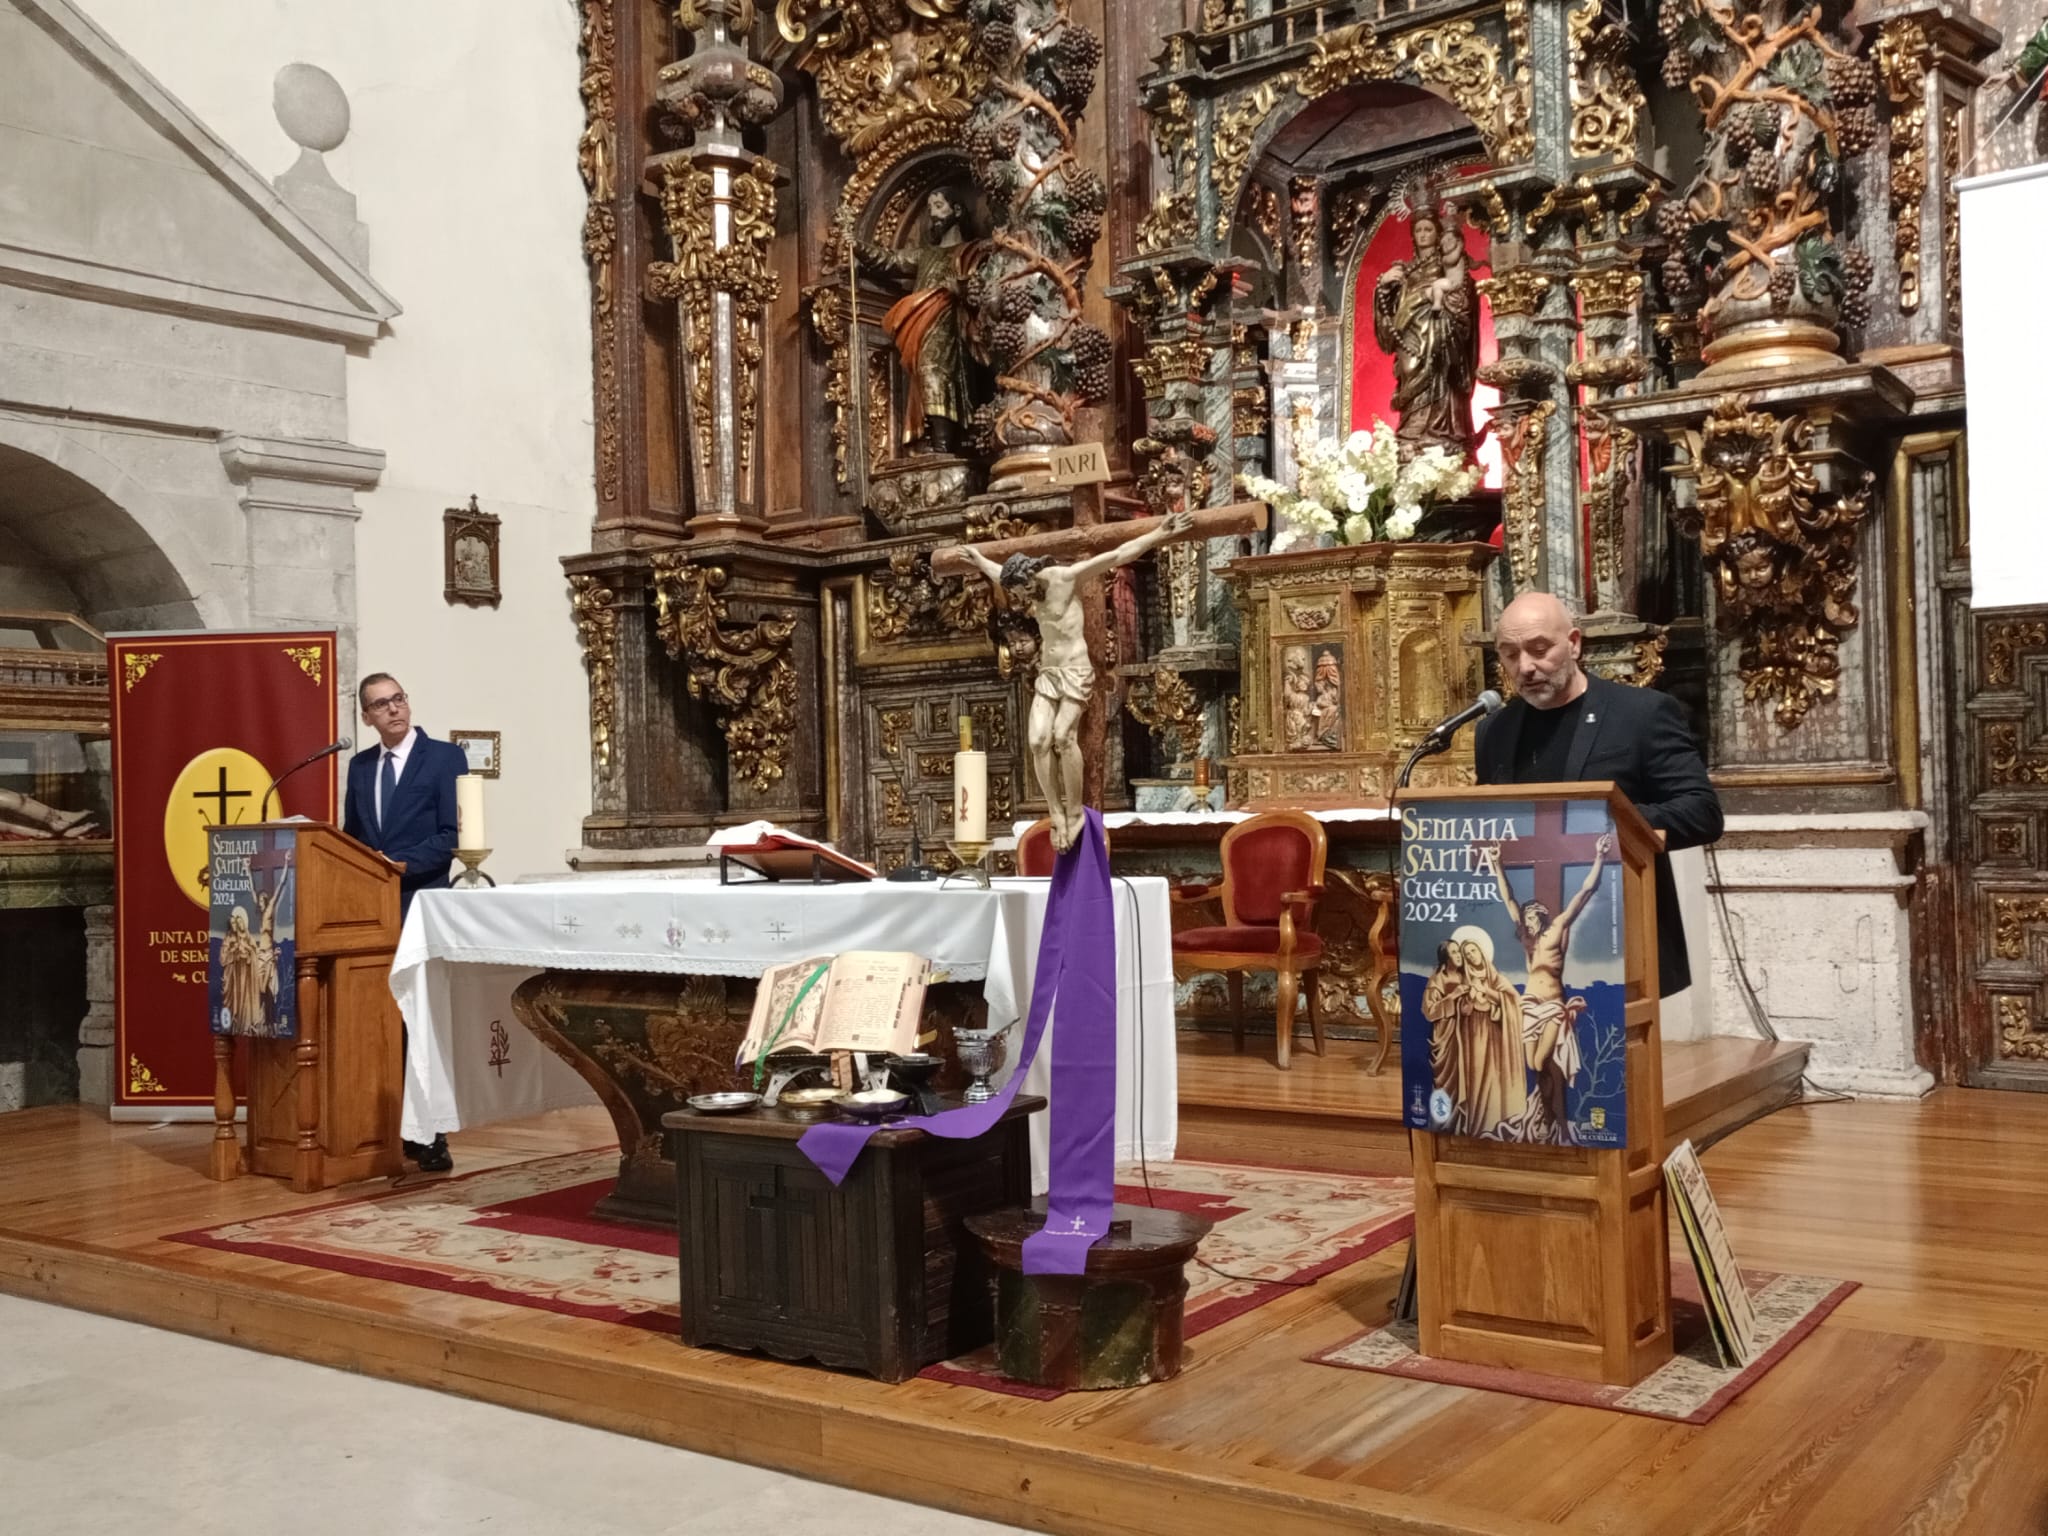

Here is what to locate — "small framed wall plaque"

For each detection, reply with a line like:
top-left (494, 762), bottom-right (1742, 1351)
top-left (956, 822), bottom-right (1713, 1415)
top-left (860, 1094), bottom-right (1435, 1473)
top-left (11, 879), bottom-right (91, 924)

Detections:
top-left (443, 494), bottom-right (501, 608)
top-left (449, 729), bottom-right (501, 777)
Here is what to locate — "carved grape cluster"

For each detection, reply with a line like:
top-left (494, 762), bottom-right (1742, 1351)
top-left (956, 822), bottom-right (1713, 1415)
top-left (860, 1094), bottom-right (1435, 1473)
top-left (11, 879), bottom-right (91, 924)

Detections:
top-left (1826, 54), bottom-right (1877, 107)
top-left (1767, 258), bottom-right (1798, 314)
top-left (1068, 323), bottom-right (1113, 402)
top-left (1833, 103), bottom-right (1877, 155)
top-left (1838, 246), bottom-right (1874, 329)
top-left (989, 319), bottom-right (1029, 366)
top-left (997, 282), bottom-right (1036, 323)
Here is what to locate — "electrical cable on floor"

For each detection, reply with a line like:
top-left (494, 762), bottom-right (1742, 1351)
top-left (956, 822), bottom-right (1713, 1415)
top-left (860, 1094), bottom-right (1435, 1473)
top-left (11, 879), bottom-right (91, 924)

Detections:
top-left (1703, 843), bottom-right (1852, 1109)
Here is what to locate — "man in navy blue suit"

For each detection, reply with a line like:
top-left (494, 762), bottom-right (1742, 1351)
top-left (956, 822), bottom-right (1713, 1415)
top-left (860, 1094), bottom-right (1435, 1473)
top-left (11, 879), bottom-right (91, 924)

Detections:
top-left (343, 671), bottom-right (465, 1171)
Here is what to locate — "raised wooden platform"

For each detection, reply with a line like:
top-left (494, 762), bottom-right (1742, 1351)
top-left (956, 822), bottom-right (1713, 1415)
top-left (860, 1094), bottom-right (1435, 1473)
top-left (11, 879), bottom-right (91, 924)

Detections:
top-left (1175, 1033), bottom-right (1809, 1174)
top-left (7, 1083), bottom-right (2048, 1536)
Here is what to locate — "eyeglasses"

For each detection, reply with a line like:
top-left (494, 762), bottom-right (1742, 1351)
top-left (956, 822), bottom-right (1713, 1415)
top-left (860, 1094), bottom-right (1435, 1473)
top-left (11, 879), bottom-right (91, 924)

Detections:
top-left (364, 693), bottom-right (408, 714)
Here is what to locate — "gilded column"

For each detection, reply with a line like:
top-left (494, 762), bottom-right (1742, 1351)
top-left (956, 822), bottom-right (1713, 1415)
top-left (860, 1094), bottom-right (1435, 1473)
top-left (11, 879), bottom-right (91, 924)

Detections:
top-left (648, 1), bottom-right (785, 534)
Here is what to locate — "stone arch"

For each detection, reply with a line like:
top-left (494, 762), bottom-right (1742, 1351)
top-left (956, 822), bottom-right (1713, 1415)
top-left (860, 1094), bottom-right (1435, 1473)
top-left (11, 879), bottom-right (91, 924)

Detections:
top-left (1215, 17), bottom-right (1516, 250)
top-left (0, 428), bottom-right (216, 633)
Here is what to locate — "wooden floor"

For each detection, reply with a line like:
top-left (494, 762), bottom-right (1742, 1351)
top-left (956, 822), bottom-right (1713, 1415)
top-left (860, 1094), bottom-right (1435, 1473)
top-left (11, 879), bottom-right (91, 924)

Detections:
top-left (1176, 1032), bottom-right (1810, 1172)
top-left (7, 1082), bottom-right (2048, 1536)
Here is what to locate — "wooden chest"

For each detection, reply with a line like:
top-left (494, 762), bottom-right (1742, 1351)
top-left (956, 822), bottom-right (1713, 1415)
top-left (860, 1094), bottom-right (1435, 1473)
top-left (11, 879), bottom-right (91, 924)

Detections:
top-left (663, 1097), bottom-right (1040, 1381)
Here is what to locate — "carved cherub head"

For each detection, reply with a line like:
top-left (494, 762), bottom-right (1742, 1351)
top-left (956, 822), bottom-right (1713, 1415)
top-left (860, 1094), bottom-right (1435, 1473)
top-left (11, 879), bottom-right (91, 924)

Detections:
top-left (1724, 532), bottom-right (1782, 601)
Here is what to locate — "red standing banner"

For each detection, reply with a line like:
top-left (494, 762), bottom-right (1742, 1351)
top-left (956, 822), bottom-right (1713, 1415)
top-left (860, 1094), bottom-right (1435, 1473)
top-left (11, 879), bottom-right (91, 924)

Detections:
top-left (109, 632), bottom-right (337, 1111)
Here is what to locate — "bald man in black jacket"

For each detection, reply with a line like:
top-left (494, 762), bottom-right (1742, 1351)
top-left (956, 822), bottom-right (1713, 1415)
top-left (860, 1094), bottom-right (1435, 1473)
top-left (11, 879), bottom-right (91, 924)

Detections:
top-left (1475, 593), bottom-right (1723, 998)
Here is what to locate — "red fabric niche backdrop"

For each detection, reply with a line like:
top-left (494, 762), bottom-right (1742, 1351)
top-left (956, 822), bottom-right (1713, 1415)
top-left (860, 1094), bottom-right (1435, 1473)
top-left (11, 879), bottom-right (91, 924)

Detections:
top-left (109, 633), bottom-right (337, 1109)
top-left (1348, 215), bottom-right (1503, 492)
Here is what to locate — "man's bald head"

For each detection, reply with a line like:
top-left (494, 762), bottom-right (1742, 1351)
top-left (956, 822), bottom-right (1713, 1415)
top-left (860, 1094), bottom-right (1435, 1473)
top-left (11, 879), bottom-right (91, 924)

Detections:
top-left (1495, 591), bottom-right (1586, 710)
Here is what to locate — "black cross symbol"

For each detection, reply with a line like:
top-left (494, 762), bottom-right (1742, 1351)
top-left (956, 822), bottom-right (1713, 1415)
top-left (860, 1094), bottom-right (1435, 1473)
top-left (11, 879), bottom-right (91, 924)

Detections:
top-left (194, 766), bottom-right (251, 825)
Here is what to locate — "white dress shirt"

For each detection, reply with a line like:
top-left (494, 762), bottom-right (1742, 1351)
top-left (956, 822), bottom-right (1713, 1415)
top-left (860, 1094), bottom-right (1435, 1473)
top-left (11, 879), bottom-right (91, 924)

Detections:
top-left (374, 727), bottom-right (419, 827)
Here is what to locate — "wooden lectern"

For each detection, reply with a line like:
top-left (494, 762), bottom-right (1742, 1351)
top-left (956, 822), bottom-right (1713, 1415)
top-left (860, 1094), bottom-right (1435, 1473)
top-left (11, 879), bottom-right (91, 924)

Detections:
top-left (208, 823), bottom-right (405, 1192)
top-left (1405, 783), bottom-right (1672, 1387)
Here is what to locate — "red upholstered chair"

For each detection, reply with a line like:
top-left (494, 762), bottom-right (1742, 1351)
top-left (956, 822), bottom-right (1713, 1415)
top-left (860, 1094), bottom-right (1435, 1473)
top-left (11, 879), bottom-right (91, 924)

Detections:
top-left (1015, 816), bottom-right (1109, 877)
top-left (1171, 810), bottom-right (1329, 1069)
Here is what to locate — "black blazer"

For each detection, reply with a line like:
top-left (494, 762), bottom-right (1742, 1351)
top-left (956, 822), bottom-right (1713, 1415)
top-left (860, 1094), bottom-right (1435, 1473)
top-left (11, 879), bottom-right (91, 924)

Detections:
top-left (341, 728), bottom-right (465, 917)
top-left (1473, 674), bottom-right (1722, 997)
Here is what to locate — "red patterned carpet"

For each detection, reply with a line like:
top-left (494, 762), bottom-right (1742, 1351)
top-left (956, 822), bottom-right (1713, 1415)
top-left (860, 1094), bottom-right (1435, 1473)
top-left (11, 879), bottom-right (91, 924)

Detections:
top-left (169, 1153), bottom-right (1416, 1379)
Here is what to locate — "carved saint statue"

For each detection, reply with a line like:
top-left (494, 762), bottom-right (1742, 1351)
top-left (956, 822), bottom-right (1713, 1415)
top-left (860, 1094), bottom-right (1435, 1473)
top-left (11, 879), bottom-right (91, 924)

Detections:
top-left (0, 786), bottom-right (95, 840)
top-left (856, 189), bottom-right (979, 457)
top-left (1372, 207), bottom-right (1480, 461)
top-left (956, 511), bottom-right (1197, 852)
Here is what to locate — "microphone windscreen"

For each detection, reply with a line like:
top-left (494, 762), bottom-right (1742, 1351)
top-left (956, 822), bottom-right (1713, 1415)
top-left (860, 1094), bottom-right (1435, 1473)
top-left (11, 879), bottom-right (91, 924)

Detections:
top-left (1478, 689), bottom-right (1504, 715)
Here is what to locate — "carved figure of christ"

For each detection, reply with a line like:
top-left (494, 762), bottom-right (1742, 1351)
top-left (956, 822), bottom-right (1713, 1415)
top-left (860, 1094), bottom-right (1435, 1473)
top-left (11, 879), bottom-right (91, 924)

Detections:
top-left (935, 501), bottom-right (1265, 853)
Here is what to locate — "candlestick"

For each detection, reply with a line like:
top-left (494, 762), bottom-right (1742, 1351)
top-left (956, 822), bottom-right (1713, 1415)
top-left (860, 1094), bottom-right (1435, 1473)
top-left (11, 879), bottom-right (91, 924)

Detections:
top-left (456, 773), bottom-right (487, 850)
top-left (952, 716), bottom-right (987, 845)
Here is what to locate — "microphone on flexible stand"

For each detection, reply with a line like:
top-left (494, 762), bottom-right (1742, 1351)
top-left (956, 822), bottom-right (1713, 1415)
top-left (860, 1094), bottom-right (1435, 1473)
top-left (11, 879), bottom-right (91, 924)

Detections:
top-left (260, 739), bottom-right (352, 821)
top-left (1396, 690), bottom-right (1503, 791)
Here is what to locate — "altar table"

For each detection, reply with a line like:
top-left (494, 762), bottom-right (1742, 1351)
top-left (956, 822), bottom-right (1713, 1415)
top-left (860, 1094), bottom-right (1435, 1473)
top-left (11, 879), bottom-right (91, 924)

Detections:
top-left (390, 876), bottom-right (1176, 1194)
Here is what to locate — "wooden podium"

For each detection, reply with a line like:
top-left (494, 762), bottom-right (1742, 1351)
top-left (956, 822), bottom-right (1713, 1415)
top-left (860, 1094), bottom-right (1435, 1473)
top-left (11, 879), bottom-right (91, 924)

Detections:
top-left (1405, 783), bottom-right (1672, 1387)
top-left (207, 822), bottom-right (405, 1192)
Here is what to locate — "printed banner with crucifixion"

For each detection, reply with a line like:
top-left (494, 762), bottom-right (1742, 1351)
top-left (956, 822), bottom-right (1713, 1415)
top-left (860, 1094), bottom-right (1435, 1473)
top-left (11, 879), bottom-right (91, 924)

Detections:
top-left (109, 633), bottom-right (335, 1109)
top-left (1397, 797), bottom-right (1628, 1149)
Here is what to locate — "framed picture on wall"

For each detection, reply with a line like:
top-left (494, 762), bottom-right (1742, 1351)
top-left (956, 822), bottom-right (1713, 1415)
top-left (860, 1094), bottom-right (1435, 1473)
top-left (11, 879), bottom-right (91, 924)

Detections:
top-left (443, 495), bottom-right (501, 608)
top-left (449, 729), bottom-right (501, 778)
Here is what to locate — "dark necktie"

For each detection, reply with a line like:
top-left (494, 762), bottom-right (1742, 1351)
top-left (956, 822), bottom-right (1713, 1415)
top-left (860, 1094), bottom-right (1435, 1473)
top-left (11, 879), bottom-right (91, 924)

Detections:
top-left (379, 749), bottom-right (398, 840)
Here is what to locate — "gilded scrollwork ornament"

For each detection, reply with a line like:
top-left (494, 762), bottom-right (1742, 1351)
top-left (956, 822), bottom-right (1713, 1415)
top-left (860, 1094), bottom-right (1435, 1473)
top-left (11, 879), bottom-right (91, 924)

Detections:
top-left (1874, 18), bottom-right (1932, 315)
top-left (1493, 399), bottom-right (1556, 591)
top-left (1126, 668), bottom-right (1205, 761)
top-left (866, 549), bottom-right (993, 642)
top-left (569, 574), bottom-right (619, 790)
top-left (1670, 396), bottom-right (1873, 727)
top-left (1297, 22), bottom-right (1513, 163)
top-left (1215, 80), bottom-right (1288, 243)
top-left (577, 1), bottom-right (621, 507)
top-left (650, 558), bottom-right (799, 791)
top-left (648, 156), bottom-right (783, 500)
top-left (1568, 0), bottom-right (1645, 162)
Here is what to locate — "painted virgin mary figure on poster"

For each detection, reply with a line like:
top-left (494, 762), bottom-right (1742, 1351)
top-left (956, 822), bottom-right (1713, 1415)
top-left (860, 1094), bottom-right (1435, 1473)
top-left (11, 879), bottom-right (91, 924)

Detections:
top-left (1371, 199), bottom-right (1479, 461)
top-left (1420, 927), bottom-right (1527, 1137)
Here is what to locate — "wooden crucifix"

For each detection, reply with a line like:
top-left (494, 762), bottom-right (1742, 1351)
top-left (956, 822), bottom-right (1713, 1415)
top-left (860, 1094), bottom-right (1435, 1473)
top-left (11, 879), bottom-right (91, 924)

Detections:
top-left (934, 497), bottom-right (1266, 853)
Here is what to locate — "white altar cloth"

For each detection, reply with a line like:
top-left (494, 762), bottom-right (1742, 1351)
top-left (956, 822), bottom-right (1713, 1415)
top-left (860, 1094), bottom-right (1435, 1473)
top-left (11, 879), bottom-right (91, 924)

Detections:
top-left (1011, 806), bottom-right (1396, 836)
top-left (392, 876), bottom-right (1177, 1187)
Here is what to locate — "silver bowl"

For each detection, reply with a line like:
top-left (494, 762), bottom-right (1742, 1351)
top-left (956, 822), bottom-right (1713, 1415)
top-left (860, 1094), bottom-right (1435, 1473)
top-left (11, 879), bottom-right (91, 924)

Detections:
top-left (687, 1091), bottom-right (762, 1115)
top-left (833, 1090), bottom-right (910, 1121)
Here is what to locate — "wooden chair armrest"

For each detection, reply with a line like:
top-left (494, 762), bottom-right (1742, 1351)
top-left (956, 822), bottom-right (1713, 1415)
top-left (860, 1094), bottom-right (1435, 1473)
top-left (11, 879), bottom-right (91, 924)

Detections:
top-left (1281, 885), bottom-right (1324, 913)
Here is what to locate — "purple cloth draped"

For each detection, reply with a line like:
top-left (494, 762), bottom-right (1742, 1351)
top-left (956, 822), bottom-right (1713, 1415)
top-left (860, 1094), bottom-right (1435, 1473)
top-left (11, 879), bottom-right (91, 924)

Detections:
top-left (798, 811), bottom-right (1119, 1275)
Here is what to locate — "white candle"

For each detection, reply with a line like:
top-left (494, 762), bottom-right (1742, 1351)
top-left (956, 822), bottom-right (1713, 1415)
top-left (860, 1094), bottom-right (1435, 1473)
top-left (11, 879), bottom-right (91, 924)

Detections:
top-left (457, 773), bottom-right (487, 850)
top-left (953, 717), bottom-right (987, 844)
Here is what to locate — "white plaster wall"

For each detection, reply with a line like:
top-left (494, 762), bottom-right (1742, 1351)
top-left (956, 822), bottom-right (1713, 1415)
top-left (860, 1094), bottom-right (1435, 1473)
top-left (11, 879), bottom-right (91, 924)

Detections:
top-left (83, 0), bottom-right (598, 880)
top-left (1702, 814), bottom-right (1934, 1098)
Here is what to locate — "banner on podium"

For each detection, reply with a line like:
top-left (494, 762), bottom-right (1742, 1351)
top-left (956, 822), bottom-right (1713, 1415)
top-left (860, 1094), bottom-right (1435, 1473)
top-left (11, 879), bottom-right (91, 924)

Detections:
top-left (206, 825), bottom-right (298, 1040)
top-left (1397, 795), bottom-right (1628, 1148)
top-left (110, 633), bottom-right (336, 1107)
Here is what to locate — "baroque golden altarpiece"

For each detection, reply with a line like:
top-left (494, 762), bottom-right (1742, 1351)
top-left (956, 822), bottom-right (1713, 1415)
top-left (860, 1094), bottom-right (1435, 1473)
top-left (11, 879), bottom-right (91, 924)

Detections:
top-left (558, 0), bottom-right (2042, 1084)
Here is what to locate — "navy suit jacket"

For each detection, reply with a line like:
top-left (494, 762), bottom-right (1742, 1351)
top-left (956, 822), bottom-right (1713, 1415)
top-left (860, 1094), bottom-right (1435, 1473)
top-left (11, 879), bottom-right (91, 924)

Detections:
top-left (1474, 675), bottom-right (1723, 998)
top-left (342, 728), bottom-right (465, 916)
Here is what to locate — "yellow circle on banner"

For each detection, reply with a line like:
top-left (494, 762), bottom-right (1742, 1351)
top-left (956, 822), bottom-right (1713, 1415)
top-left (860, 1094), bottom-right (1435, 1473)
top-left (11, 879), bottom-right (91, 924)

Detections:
top-left (163, 747), bottom-right (272, 910)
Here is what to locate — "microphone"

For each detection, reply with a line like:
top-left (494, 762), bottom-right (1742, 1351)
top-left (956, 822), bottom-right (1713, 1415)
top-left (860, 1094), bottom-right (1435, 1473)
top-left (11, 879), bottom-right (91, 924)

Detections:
top-left (1422, 689), bottom-right (1504, 745)
top-left (261, 739), bottom-right (351, 821)
top-left (1398, 691), bottom-right (1503, 792)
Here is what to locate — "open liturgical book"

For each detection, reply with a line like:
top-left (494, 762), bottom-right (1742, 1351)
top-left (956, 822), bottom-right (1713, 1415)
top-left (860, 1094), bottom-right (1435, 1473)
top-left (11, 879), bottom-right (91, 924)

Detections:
top-left (738, 951), bottom-right (932, 1067)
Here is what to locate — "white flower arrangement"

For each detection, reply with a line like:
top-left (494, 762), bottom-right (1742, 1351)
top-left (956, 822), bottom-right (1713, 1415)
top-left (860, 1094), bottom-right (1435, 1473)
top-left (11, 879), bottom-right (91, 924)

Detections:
top-left (1239, 421), bottom-right (1483, 553)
